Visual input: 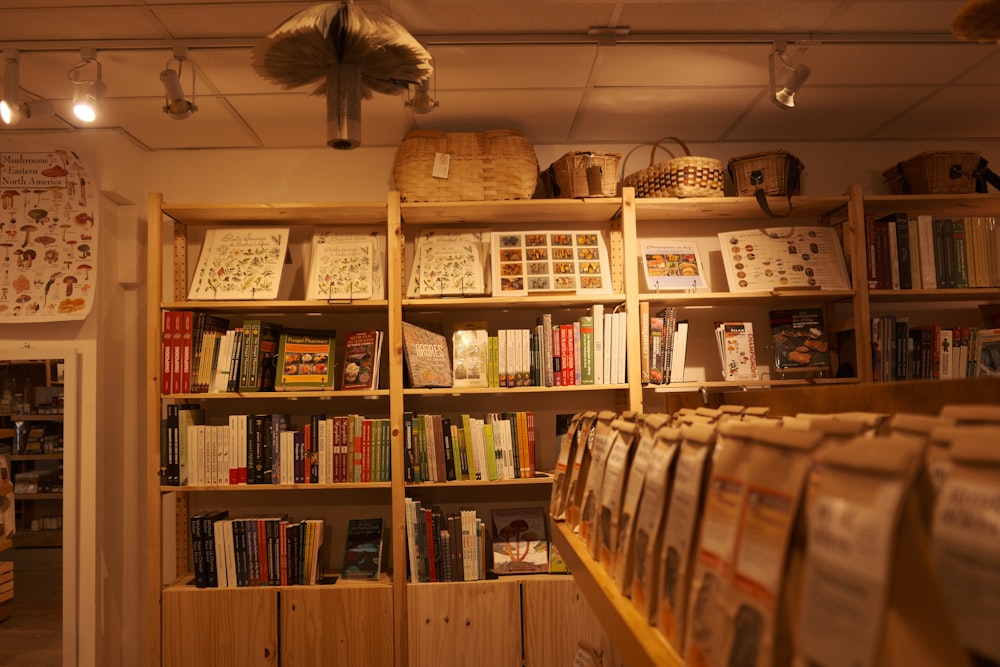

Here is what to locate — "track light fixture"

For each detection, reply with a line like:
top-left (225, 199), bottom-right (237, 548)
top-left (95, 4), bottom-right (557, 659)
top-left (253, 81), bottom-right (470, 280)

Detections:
top-left (1, 50), bottom-right (20, 125)
top-left (160, 47), bottom-right (197, 120)
top-left (770, 43), bottom-right (811, 110)
top-left (68, 48), bottom-right (102, 123)
top-left (405, 77), bottom-right (439, 114)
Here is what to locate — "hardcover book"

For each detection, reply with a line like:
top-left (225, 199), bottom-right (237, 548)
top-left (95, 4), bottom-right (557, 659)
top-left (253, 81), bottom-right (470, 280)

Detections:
top-left (407, 230), bottom-right (490, 297)
top-left (639, 238), bottom-right (707, 291)
top-left (275, 330), bottom-right (336, 391)
top-left (188, 227), bottom-right (289, 300)
top-left (452, 322), bottom-right (489, 388)
top-left (491, 507), bottom-right (549, 575)
top-left (402, 321), bottom-right (453, 388)
top-left (342, 517), bottom-right (383, 580)
top-left (341, 330), bottom-right (383, 390)
top-left (769, 308), bottom-right (831, 373)
top-left (305, 229), bottom-right (386, 301)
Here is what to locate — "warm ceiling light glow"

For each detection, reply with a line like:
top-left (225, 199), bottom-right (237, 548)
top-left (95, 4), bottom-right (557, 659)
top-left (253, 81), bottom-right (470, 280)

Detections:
top-left (1, 50), bottom-right (20, 125)
top-left (68, 48), bottom-right (102, 123)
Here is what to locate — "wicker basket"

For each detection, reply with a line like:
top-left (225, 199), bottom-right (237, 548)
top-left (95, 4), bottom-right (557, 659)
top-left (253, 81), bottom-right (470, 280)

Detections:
top-left (728, 150), bottom-right (803, 197)
top-left (546, 151), bottom-right (621, 198)
top-left (620, 137), bottom-right (725, 198)
top-left (393, 129), bottom-right (539, 202)
top-left (882, 151), bottom-right (982, 194)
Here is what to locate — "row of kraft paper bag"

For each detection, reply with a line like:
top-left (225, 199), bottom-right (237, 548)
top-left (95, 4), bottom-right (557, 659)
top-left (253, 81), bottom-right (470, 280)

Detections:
top-left (549, 401), bottom-right (1000, 667)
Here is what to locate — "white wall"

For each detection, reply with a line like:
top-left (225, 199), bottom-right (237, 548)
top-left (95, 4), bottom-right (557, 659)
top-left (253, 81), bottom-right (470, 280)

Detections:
top-left (3, 131), bottom-right (999, 666)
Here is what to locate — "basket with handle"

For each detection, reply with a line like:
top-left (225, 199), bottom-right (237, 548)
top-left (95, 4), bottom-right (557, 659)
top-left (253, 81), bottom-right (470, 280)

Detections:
top-left (392, 128), bottom-right (539, 202)
top-left (728, 149), bottom-right (804, 217)
top-left (545, 151), bottom-right (621, 198)
top-left (882, 151), bottom-right (986, 194)
top-left (620, 137), bottom-right (725, 198)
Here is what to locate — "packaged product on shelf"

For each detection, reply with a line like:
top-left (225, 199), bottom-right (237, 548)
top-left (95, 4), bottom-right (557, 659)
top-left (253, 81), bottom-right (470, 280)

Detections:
top-left (655, 421), bottom-right (716, 655)
top-left (574, 410), bottom-right (618, 551)
top-left (563, 411), bottom-right (600, 532)
top-left (596, 419), bottom-right (638, 570)
top-left (932, 433), bottom-right (1000, 666)
top-left (549, 412), bottom-right (585, 521)
top-left (796, 434), bottom-right (967, 667)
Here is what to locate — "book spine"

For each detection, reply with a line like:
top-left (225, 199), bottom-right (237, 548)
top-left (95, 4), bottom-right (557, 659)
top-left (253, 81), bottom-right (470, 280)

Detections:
top-left (540, 313), bottom-right (554, 386)
top-left (551, 325), bottom-right (562, 386)
top-left (580, 315), bottom-right (595, 385)
top-left (952, 219), bottom-right (969, 289)
top-left (639, 301), bottom-right (650, 383)
top-left (864, 213), bottom-right (879, 289)
top-left (161, 311), bottom-right (174, 395)
top-left (591, 304), bottom-right (605, 385)
top-left (896, 217), bottom-right (913, 290)
top-left (180, 310), bottom-right (194, 394)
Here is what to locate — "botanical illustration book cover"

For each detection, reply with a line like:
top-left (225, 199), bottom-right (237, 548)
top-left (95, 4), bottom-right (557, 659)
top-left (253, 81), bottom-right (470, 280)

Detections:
top-left (275, 330), bottom-right (336, 391)
top-left (188, 227), bottom-right (289, 300)
top-left (305, 229), bottom-right (386, 301)
top-left (402, 321), bottom-right (453, 387)
top-left (407, 230), bottom-right (489, 297)
top-left (452, 322), bottom-right (489, 388)
top-left (341, 330), bottom-right (382, 390)
top-left (342, 517), bottom-right (383, 580)
top-left (491, 506), bottom-right (549, 574)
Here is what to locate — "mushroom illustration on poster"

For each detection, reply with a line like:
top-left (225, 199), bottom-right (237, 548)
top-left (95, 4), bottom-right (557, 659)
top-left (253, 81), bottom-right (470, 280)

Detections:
top-left (0, 149), bottom-right (97, 321)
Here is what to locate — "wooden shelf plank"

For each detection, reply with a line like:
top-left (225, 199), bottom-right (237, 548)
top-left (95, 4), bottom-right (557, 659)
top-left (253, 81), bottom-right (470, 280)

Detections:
top-left (550, 522), bottom-right (682, 667)
top-left (403, 384), bottom-right (628, 397)
top-left (161, 299), bottom-right (389, 313)
top-left (403, 293), bottom-right (626, 310)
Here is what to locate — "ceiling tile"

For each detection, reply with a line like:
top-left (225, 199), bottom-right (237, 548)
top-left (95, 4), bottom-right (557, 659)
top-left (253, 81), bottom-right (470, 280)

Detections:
top-left (388, 2), bottom-right (619, 34)
top-left (431, 45), bottom-right (597, 89)
top-left (572, 86), bottom-right (763, 144)
top-left (795, 43), bottom-right (995, 85)
top-left (594, 44), bottom-right (771, 87)
top-left (102, 96), bottom-right (261, 150)
top-left (0, 7), bottom-right (168, 41)
top-left (152, 2), bottom-right (316, 40)
top-left (870, 85), bottom-right (1000, 139)
top-left (617, 2), bottom-right (844, 33)
top-left (726, 85), bottom-right (940, 141)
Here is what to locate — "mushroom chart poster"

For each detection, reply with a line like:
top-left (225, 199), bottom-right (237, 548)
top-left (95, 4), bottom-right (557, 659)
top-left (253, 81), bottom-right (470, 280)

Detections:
top-left (0, 150), bottom-right (97, 321)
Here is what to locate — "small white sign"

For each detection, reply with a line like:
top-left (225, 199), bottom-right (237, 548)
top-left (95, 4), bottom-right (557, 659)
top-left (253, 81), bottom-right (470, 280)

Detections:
top-left (432, 152), bottom-right (451, 179)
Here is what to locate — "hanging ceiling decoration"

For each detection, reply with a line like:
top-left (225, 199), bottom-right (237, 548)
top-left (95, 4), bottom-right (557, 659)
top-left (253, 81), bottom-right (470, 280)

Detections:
top-left (251, 1), bottom-right (433, 150)
top-left (952, 0), bottom-right (1000, 42)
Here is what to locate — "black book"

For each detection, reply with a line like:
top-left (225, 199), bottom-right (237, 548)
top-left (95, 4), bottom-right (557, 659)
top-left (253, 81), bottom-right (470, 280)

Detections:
top-left (441, 417), bottom-right (456, 482)
top-left (201, 510), bottom-right (228, 588)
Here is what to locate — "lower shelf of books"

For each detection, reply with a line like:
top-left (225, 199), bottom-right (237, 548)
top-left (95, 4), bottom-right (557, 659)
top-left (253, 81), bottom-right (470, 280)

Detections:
top-left (551, 521), bottom-right (682, 667)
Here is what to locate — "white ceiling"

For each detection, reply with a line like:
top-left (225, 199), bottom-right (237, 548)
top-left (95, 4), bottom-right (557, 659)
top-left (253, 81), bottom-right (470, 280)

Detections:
top-left (0, 1), bottom-right (997, 152)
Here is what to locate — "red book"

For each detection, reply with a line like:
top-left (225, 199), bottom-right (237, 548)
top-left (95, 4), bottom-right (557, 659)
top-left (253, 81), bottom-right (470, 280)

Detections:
top-left (179, 310), bottom-right (194, 394)
top-left (551, 325), bottom-right (562, 387)
top-left (170, 311), bottom-right (184, 394)
top-left (560, 324), bottom-right (575, 385)
top-left (161, 311), bottom-right (174, 395)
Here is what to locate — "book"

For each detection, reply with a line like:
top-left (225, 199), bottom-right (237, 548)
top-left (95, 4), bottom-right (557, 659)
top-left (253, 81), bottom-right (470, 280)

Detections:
top-left (452, 322), bottom-right (489, 388)
top-left (492, 230), bottom-right (612, 295)
top-left (491, 507), bottom-right (549, 575)
top-left (408, 229), bottom-right (489, 297)
top-left (274, 330), bottom-right (335, 391)
top-left (717, 226), bottom-right (851, 292)
top-left (187, 227), bottom-right (289, 300)
top-left (669, 320), bottom-right (689, 383)
top-left (342, 517), bottom-right (383, 580)
top-left (305, 229), bottom-right (385, 301)
top-left (341, 330), bottom-right (383, 390)
top-left (402, 321), bottom-right (453, 388)
top-left (639, 238), bottom-right (707, 291)
top-left (769, 308), bottom-right (831, 372)
top-left (716, 321), bottom-right (758, 381)
top-left (975, 328), bottom-right (1000, 377)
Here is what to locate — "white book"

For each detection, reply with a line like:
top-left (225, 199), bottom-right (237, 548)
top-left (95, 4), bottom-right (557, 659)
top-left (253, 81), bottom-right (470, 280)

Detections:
top-left (210, 330), bottom-right (232, 392)
top-left (227, 415), bottom-right (239, 484)
top-left (940, 328), bottom-right (954, 379)
top-left (280, 430), bottom-right (294, 485)
top-left (404, 498), bottom-right (419, 583)
top-left (305, 230), bottom-right (383, 300)
top-left (498, 329), bottom-right (508, 387)
top-left (218, 425), bottom-right (230, 486)
top-left (617, 310), bottom-right (628, 384)
top-left (610, 313), bottom-right (620, 385)
top-left (592, 304), bottom-right (605, 385)
top-left (670, 321), bottom-right (689, 383)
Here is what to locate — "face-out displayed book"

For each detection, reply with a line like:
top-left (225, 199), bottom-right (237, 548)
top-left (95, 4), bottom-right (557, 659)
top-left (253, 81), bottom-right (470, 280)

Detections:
top-left (491, 230), bottom-right (612, 296)
top-left (401, 321), bottom-right (453, 388)
top-left (305, 229), bottom-right (386, 301)
top-left (406, 229), bottom-right (490, 297)
top-left (188, 227), bottom-right (290, 300)
top-left (769, 308), bottom-right (830, 374)
top-left (639, 238), bottom-right (708, 291)
top-left (274, 330), bottom-right (336, 391)
top-left (452, 321), bottom-right (489, 388)
top-left (715, 321), bottom-right (758, 381)
top-left (491, 506), bottom-right (549, 575)
top-left (717, 226), bottom-right (850, 293)
top-left (341, 330), bottom-right (384, 390)
top-left (342, 517), bottom-right (383, 581)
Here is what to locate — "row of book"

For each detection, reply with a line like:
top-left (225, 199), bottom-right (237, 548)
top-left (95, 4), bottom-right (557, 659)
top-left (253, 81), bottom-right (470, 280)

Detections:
top-left (550, 404), bottom-right (1000, 666)
top-left (161, 406), bottom-right (391, 486)
top-left (871, 317), bottom-right (1000, 381)
top-left (161, 310), bottom-right (385, 395)
top-left (403, 411), bottom-right (536, 484)
top-left (864, 213), bottom-right (1000, 290)
top-left (403, 500), bottom-right (488, 582)
top-left (638, 305), bottom-right (689, 384)
top-left (189, 511), bottom-right (325, 588)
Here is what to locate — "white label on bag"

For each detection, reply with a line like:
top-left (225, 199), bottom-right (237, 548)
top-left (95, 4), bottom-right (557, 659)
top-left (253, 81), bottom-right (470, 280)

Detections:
top-left (933, 478), bottom-right (1000, 662)
top-left (432, 152), bottom-right (451, 179)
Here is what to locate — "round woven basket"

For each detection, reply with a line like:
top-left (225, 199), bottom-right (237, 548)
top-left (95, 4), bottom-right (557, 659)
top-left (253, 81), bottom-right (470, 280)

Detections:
top-left (621, 137), bottom-right (725, 199)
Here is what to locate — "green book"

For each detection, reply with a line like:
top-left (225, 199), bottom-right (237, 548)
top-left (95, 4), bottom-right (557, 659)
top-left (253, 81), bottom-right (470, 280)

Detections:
top-left (579, 315), bottom-right (595, 385)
